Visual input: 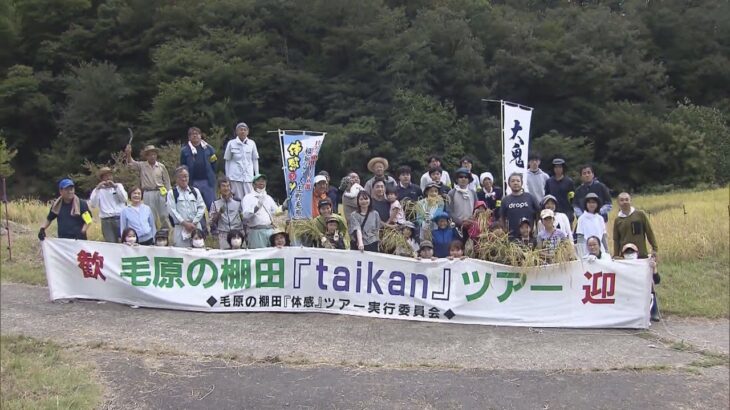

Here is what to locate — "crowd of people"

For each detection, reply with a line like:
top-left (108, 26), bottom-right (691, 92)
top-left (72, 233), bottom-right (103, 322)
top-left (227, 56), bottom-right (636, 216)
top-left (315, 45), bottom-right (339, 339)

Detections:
top-left (37, 124), bottom-right (661, 320)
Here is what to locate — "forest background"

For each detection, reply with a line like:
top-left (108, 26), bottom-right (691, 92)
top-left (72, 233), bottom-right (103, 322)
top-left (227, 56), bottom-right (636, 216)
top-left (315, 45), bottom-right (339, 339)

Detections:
top-left (0, 0), bottom-right (728, 201)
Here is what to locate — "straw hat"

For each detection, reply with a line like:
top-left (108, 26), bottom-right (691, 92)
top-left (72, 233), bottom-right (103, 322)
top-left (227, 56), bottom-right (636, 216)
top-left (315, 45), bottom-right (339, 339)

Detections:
top-left (98, 167), bottom-right (113, 177)
top-left (141, 145), bottom-right (159, 156)
top-left (367, 157), bottom-right (389, 173)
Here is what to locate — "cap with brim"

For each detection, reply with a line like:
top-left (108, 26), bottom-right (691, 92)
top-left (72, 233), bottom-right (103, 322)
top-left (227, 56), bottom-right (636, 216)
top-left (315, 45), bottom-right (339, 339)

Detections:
top-left (236, 122), bottom-right (248, 130)
top-left (621, 243), bottom-right (639, 254)
top-left (253, 174), bottom-right (266, 182)
top-left (519, 217), bottom-right (531, 226)
top-left (541, 194), bottom-right (558, 207)
top-left (431, 211), bottom-right (450, 222)
top-left (318, 199), bottom-right (332, 209)
top-left (424, 182), bottom-right (440, 192)
top-left (420, 240), bottom-right (433, 249)
top-left (552, 158), bottom-right (566, 166)
top-left (454, 167), bottom-right (473, 183)
top-left (367, 157), bottom-right (389, 173)
top-left (583, 192), bottom-right (602, 208)
top-left (269, 229), bottom-right (290, 246)
top-left (474, 200), bottom-right (487, 211)
top-left (314, 175), bottom-right (327, 185)
top-left (141, 145), bottom-right (159, 155)
top-left (155, 229), bottom-right (169, 239)
top-left (400, 221), bottom-right (416, 230)
top-left (326, 216), bottom-right (339, 224)
top-left (540, 209), bottom-right (555, 220)
top-left (58, 178), bottom-right (74, 189)
top-left (98, 167), bottom-right (113, 177)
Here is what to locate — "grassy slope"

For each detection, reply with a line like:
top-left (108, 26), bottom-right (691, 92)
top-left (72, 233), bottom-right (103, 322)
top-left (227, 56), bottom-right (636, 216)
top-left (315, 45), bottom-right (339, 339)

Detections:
top-left (1, 189), bottom-right (729, 317)
top-left (0, 335), bottom-right (102, 410)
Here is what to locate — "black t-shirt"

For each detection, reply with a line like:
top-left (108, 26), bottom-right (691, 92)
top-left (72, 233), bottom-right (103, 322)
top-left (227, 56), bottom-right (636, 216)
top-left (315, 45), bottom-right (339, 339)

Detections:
top-left (500, 192), bottom-right (540, 238)
top-left (47, 199), bottom-right (89, 239)
top-left (372, 198), bottom-right (391, 222)
top-left (397, 184), bottom-right (422, 202)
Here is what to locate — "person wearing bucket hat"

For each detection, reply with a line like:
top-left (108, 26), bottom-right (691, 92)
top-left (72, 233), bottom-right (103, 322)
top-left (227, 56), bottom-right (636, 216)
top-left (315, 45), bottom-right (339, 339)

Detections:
top-left (572, 164), bottom-right (612, 223)
top-left (224, 122), bottom-right (259, 200)
top-left (420, 155), bottom-right (452, 191)
top-left (269, 229), bottom-right (290, 248)
top-left (430, 210), bottom-right (461, 258)
top-left (525, 152), bottom-right (550, 203)
top-left (242, 174), bottom-right (278, 249)
top-left (363, 157), bottom-right (396, 195)
top-left (125, 143), bottom-right (172, 230)
top-left (39, 178), bottom-right (91, 241)
top-left (544, 158), bottom-right (575, 223)
top-left (576, 192), bottom-right (608, 256)
top-left (417, 240), bottom-right (437, 260)
top-left (537, 194), bottom-right (572, 239)
top-left (89, 166), bottom-right (127, 243)
top-left (448, 167), bottom-right (477, 228)
top-left (477, 172), bottom-right (503, 215)
top-left (459, 156), bottom-right (480, 192)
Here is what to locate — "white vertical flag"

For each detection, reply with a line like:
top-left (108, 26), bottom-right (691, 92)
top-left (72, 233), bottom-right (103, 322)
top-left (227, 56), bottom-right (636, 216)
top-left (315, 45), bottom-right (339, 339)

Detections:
top-left (502, 102), bottom-right (533, 194)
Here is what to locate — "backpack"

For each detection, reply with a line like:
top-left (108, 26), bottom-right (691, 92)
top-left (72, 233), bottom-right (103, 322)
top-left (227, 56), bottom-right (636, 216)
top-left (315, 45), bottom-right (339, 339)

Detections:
top-left (168, 187), bottom-right (200, 226)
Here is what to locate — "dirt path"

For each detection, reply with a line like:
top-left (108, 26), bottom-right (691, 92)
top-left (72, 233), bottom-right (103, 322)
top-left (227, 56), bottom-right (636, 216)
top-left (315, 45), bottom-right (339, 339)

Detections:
top-left (2, 283), bottom-right (728, 409)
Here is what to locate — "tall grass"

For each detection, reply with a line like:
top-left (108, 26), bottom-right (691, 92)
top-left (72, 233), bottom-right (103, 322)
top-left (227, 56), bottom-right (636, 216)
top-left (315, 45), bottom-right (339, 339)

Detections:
top-left (609, 187), bottom-right (729, 263)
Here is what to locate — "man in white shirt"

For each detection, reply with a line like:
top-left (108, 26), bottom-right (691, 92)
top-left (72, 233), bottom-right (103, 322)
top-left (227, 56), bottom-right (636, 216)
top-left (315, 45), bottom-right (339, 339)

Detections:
top-left (166, 166), bottom-right (206, 247)
top-left (224, 122), bottom-right (259, 200)
top-left (242, 174), bottom-right (278, 249)
top-left (89, 167), bottom-right (128, 243)
top-left (420, 155), bottom-right (451, 191)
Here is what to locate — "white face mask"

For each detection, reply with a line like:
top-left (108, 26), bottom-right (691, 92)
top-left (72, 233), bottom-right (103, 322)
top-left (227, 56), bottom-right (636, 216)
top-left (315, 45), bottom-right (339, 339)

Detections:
top-left (255, 187), bottom-right (265, 194)
top-left (125, 236), bottom-right (137, 244)
top-left (624, 252), bottom-right (638, 260)
top-left (231, 238), bottom-right (243, 248)
top-left (192, 239), bottom-right (205, 248)
top-left (155, 240), bottom-right (168, 246)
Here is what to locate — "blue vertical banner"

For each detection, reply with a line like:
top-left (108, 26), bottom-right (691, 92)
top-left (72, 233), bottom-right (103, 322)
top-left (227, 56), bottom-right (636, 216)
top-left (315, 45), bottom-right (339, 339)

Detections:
top-left (279, 130), bottom-right (327, 219)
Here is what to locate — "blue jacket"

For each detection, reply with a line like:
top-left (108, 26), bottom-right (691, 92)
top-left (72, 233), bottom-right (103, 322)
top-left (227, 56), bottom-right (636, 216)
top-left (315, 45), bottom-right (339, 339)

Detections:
top-left (180, 143), bottom-right (217, 187)
top-left (431, 227), bottom-right (460, 258)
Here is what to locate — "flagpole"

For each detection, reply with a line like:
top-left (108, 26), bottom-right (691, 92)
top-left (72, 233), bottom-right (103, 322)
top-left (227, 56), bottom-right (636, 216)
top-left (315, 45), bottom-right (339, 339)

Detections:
top-left (500, 101), bottom-right (506, 193)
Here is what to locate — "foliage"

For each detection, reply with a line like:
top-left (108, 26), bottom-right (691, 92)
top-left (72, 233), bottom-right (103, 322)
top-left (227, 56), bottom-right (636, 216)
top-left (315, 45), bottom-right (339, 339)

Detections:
top-left (2, 0), bottom-right (729, 199)
top-left (0, 135), bottom-right (17, 177)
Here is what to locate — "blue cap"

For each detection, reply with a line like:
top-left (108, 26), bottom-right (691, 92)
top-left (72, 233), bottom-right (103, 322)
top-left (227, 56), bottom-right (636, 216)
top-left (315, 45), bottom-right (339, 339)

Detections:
top-left (58, 178), bottom-right (74, 189)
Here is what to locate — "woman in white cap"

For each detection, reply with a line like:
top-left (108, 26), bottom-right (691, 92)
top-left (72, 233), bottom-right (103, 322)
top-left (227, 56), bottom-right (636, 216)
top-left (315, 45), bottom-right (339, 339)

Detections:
top-left (476, 172), bottom-right (503, 216)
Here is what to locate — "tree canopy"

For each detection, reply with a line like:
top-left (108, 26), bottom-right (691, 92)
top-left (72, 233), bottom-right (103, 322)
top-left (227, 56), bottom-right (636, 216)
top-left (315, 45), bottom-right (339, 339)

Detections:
top-left (1, 0), bottom-right (728, 199)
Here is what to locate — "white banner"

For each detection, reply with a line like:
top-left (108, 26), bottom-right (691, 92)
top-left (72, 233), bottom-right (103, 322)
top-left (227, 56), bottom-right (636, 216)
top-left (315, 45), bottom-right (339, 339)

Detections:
top-left (503, 102), bottom-right (533, 194)
top-left (43, 239), bottom-right (652, 328)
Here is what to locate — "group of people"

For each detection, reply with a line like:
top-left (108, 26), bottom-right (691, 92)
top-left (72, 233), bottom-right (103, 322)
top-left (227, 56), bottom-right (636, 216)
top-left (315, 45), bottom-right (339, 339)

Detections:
top-left (36, 124), bottom-right (661, 320)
